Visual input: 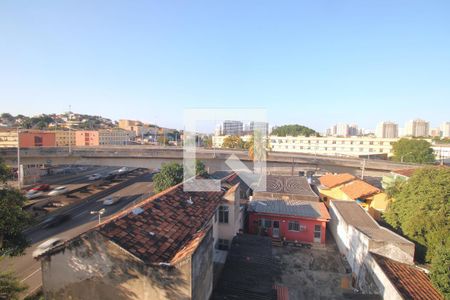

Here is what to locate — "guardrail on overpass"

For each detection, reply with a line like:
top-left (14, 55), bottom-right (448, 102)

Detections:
top-left (0, 146), bottom-right (418, 173)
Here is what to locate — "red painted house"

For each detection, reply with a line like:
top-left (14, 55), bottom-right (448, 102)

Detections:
top-left (248, 175), bottom-right (330, 244)
top-left (248, 199), bottom-right (330, 244)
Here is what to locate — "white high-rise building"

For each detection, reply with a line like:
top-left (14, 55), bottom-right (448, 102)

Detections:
top-left (376, 122), bottom-right (398, 138)
top-left (441, 122), bottom-right (450, 138)
top-left (335, 123), bottom-right (349, 137)
top-left (404, 119), bottom-right (430, 137)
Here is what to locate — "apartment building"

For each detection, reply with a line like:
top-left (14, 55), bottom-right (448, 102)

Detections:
top-left (404, 119), bottom-right (430, 137)
top-left (269, 136), bottom-right (398, 157)
top-left (221, 120), bottom-right (243, 136)
top-left (376, 121), bottom-right (398, 138)
top-left (0, 129), bottom-right (18, 147)
top-left (441, 122), bottom-right (450, 138)
top-left (54, 130), bottom-right (76, 147)
top-left (75, 131), bottom-right (99, 146)
top-left (99, 129), bottom-right (134, 145)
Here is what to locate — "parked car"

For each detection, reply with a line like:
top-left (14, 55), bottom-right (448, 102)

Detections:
top-left (103, 196), bottom-right (121, 206)
top-left (88, 173), bottom-right (102, 181)
top-left (48, 186), bottom-right (69, 196)
top-left (103, 173), bottom-right (117, 181)
top-left (117, 167), bottom-right (128, 173)
top-left (32, 238), bottom-right (65, 258)
top-left (26, 190), bottom-right (44, 200)
top-left (30, 184), bottom-right (51, 192)
top-left (41, 214), bottom-right (71, 228)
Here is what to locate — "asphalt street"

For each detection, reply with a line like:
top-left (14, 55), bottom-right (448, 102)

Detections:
top-left (1, 170), bottom-right (155, 298)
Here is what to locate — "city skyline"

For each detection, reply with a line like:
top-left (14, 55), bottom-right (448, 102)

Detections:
top-left (1, 1), bottom-right (450, 131)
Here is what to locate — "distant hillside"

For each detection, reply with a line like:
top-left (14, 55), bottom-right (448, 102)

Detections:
top-left (0, 112), bottom-right (116, 130)
top-left (271, 124), bottom-right (318, 137)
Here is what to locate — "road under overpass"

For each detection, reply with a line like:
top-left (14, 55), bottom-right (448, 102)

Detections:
top-left (0, 146), bottom-right (417, 177)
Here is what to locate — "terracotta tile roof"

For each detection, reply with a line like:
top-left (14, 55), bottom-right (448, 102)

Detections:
top-left (97, 178), bottom-right (229, 265)
top-left (371, 253), bottom-right (444, 300)
top-left (340, 180), bottom-right (380, 200)
top-left (319, 173), bottom-right (356, 188)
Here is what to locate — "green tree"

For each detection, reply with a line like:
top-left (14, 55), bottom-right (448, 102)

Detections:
top-left (153, 160), bottom-right (207, 193)
top-left (271, 124), bottom-right (318, 137)
top-left (391, 138), bottom-right (435, 163)
top-left (0, 159), bottom-right (29, 299)
top-left (383, 167), bottom-right (450, 297)
top-left (222, 136), bottom-right (245, 149)
top-left (0, 270), bottom-right (27, 299)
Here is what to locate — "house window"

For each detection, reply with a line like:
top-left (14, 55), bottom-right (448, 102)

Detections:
top-left (288, 221), bottom-right (300, 231)
top-left (260, 219), bottom-right (272, 228)
top-left (219, 205), bottom-right (229, 223)
top-left (314, 225), bottom-right (321, 238)
top-left (217, 239), bottom-right (229, 250)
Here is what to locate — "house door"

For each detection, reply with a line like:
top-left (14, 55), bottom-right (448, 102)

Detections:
top-left (272, 221), bottom-right (280, 238)
top-left (314, 224), bottom-right (321, 243)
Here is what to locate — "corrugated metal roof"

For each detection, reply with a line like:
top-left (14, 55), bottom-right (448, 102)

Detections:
top-left (249, 199), bottom-right (330, 220)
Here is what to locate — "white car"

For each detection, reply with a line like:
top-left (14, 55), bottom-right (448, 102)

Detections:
top-left (117, 167), bottom-right (128, 173)
top-left (88, 173), bottom-right (102, 181)
top-left (103, 196), bottom-right (121, 206)
top-left (26, 190), bottom-right (44, 200)
top-left (48, 186), bottom-right (69, 196)
top-left (32, 238), bottom-right (65, 258)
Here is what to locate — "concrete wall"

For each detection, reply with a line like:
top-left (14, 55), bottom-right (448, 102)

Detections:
top-left (359, 254), bottom-right (403, 299)
top-left (328, 201), bottom-right (415, 296)
top-left (191, 228), bottom-right (214, 300)
top-left (41, 231), bottom-right (192, 300)
top-left (217, 186), bottom-right (244, 245)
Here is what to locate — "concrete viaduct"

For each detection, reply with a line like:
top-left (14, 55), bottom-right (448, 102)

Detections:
top-left (0, 146), bottom-right (416, 177)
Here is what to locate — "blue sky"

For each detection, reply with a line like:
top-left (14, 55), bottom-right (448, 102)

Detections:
top-left (1, 1), bottom-right (449, 132)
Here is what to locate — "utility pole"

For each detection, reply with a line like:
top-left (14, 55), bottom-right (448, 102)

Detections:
top-left (68, 105), bottom-right (72, 154)
top-left (17, 127), bottom-right (21, 189)
top-left (361, 159), bottom-right (366, 180)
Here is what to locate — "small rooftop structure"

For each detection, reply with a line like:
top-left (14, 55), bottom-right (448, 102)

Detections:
top-left (318, 173), bottom-right (356, 189)
top-left (253, 175), bottom-right (319, 201)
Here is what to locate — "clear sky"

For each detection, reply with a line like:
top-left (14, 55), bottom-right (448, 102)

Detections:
top-left (1, 1), bottom-right (449, 132)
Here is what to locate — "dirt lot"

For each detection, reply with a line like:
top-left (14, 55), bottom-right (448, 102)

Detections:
top-left (273, 235), bottom-right (350, 300)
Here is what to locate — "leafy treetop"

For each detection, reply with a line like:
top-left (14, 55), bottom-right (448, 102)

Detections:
top-left (271, 124), bottom-right (318, 137)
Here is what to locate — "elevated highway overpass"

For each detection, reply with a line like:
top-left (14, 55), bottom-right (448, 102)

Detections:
top-left (0, 146), bottom-right (417, 177)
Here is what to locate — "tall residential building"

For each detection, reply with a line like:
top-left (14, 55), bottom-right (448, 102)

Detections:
top-left (376, 122), bottom-right (398, 138)
top-left (222, 120), bottom-right (243, 136)
top-left (348, 124), bottom-right (360, 136)
top-left (249, 121), bottom-right (269, 135)
top-left (441, 122), bottom-right (450, 138)
top-left (430, 128), bottom-right (441, 137)
top-left (335, 124), bottom-right (349, 137)
top-left (404, 119), bottom-right (430, 137)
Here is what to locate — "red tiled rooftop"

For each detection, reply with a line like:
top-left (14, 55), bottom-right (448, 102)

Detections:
top-left (319, 173), bottom-right (356, 188)
top-left (340, 180), bottom-right (380, 200)
top-left (96, 177), bottom-right (232, 265)
top-left (372, 253), bottom-right (444, 300)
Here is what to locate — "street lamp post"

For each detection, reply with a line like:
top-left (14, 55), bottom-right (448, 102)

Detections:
top-left (90, 208), bottom-right (106, 224)
top-left (68, 105), bottom-right (72, 154)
